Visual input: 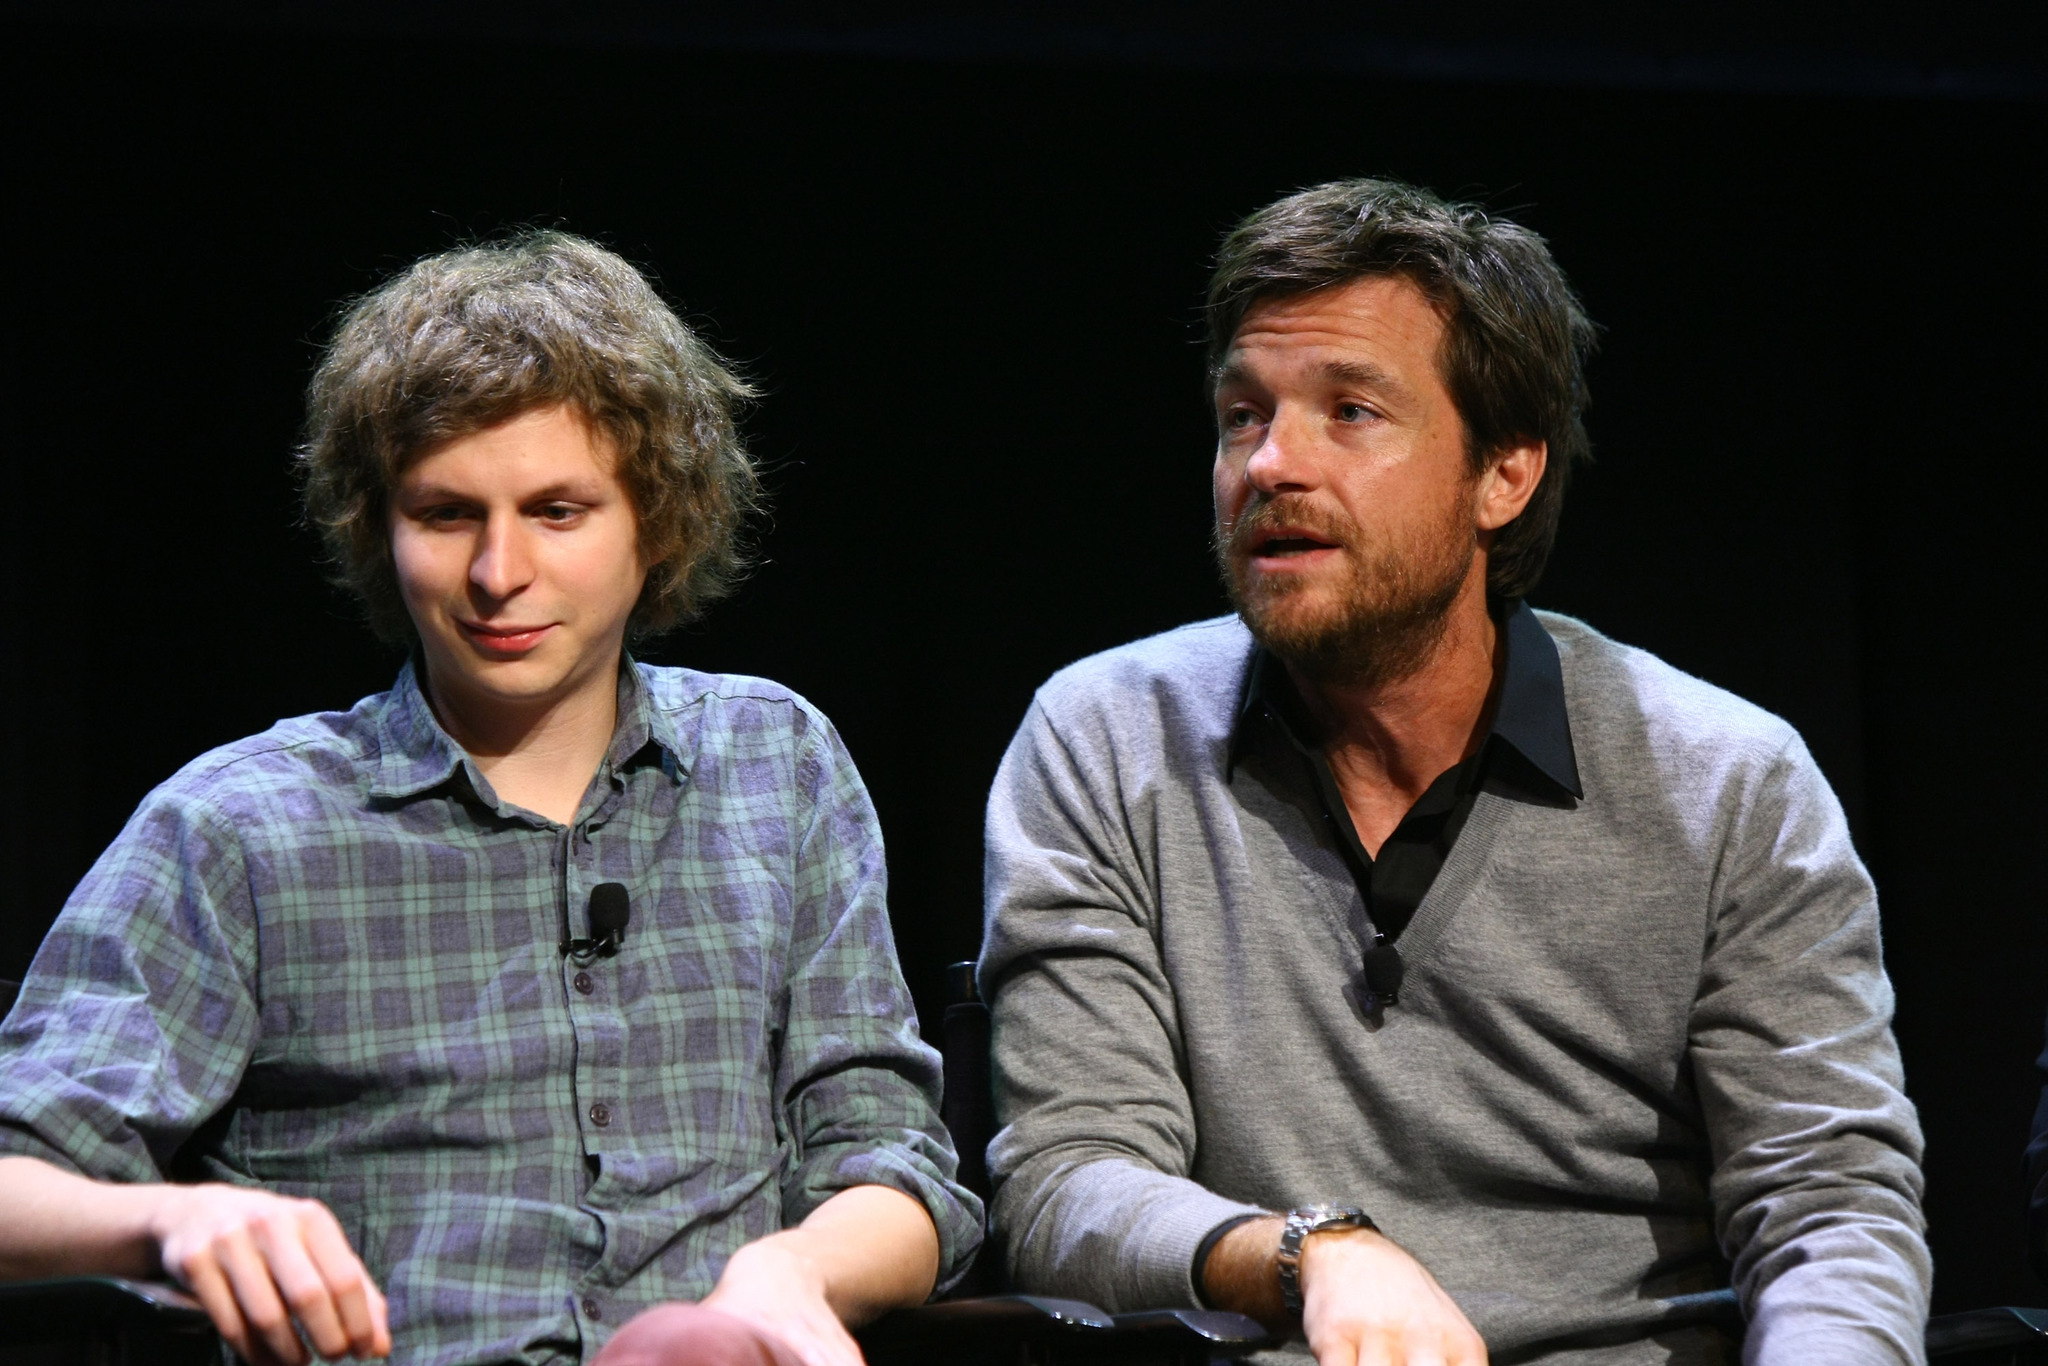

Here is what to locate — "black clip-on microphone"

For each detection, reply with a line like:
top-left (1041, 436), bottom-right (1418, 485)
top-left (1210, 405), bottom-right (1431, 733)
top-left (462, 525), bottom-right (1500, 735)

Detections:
top-left (564, 882), bottom-right (631, 959)
top-left (1362, 932), bottom-right (1405, 1011)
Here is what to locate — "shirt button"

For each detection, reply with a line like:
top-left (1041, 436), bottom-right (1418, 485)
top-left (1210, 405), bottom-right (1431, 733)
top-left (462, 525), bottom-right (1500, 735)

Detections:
top-left (582, 1297), bottom-right (602, 1320)
top-left (573, 972), bottom-right (594, 995)
top-left (589, 1102), bottom-right (612, 1127)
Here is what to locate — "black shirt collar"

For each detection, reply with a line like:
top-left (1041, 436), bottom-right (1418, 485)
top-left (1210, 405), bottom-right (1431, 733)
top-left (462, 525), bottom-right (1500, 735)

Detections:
top-left (1229, 599), bottom-right (1582, 801)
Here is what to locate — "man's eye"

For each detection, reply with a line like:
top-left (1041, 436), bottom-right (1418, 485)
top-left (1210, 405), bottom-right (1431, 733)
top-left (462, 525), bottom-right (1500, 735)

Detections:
top-left (1224, 408), bottom-right (1261, 430)
top-left (538, 504), bottom-right (581, 522)
top-left (1337, 403), bottom-right (1371, 422)
top-left (421, 506), bottom-right (468, 524)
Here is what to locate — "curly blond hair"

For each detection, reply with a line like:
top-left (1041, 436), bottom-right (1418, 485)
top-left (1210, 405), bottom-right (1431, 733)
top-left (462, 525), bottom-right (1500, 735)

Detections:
top-left (299, 231), bottom-right (761, 643)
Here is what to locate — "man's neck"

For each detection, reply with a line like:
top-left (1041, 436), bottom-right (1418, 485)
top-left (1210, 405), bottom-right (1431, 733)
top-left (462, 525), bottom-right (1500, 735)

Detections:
top-left (423, 659), bottom-right (623, 826)
top-left (1282, 574), bottom-right (1503, 859)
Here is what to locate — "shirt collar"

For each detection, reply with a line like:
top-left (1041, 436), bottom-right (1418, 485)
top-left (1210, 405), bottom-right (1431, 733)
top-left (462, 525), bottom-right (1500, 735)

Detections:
top-left (370, 654), bottom-right (684, 805)
top-left (1229, 599), bottom-right (1581, 800)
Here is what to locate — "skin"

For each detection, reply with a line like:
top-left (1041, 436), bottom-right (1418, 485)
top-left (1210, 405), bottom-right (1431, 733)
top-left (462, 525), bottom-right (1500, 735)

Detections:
top-left (1206, 276), bottom-right (1548, 1364)
top-left (388, 402), bottom-right (651, 824)
top-left (0, 403), bottom-right (941, 1365)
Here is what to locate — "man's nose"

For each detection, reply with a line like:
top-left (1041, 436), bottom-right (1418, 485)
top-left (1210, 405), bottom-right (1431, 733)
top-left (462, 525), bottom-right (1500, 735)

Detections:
top-left (469, 516), bottom-right (534, 601)
top-left (1242, 409), bottom-right (1319, 494)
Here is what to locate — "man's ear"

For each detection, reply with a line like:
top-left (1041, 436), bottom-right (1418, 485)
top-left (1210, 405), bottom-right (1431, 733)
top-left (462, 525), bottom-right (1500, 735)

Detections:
top-left (1475, 440), bottom-right (1547, 532)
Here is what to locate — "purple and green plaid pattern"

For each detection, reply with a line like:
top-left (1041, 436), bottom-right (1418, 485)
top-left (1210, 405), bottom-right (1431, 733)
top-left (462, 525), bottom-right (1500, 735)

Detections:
top-left (0, 661), bottom-right (981, 1365)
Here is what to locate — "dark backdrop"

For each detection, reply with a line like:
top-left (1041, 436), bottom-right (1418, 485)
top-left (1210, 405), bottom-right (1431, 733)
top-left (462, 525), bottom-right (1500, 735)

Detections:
top-left (4, 7), bottom-right (2044, 1316)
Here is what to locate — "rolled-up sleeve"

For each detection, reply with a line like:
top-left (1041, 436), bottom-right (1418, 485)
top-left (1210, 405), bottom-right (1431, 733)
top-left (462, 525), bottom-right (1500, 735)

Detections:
top-left (0, 786), bottom-right (261, 1182)
top-left (773, 709), bottom-right (984, 1293)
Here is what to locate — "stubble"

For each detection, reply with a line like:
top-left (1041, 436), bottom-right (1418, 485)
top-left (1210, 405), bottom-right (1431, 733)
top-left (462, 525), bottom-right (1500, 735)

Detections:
top-left (1215, 490), bottom-right (1476, 691)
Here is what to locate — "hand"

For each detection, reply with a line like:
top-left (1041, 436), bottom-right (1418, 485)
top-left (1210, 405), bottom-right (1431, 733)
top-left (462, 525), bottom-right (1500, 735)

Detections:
top-left (1298, 1228), bottom-right (1487, 1366)
top-left (703, 1233), bottom-right (865, 1366)
top-left (147, 1183), bottom-right (390, 1366)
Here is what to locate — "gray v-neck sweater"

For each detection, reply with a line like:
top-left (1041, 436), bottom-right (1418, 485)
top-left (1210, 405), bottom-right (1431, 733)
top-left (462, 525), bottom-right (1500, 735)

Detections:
top-left (981, 612), bottom-right (1929, 1365)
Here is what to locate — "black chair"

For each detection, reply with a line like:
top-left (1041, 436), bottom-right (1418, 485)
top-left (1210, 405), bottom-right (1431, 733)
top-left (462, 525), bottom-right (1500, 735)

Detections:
top-left (0, 1277), bottom-right (218, 1366)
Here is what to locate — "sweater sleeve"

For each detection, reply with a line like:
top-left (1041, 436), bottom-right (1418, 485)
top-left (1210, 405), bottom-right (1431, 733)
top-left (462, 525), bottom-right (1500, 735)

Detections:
top-left (980, 697), bottom-right (1265, 1310)
top-left (1689, 733), bottom-right (1931, 1366)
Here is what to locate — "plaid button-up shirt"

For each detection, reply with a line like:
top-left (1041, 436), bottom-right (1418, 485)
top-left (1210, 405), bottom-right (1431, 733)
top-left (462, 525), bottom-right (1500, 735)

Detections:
top-left (0, 659), bottom-right (981, 1365)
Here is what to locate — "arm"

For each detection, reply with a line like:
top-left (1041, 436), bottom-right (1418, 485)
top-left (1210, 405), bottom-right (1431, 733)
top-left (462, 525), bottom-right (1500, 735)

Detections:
top-left (1202, 1217), bottom-right (1484, 1366)
top-left (704, 1184), bottom-right (939, 1366)
top-left (984, 696), bottom-right (1485, 1363)
top-left (0, 788), bottom-right (388, 1366)
top-left (0, 1156), bottom-right (388, 1365)
top-left (982, 696), bottom-right (1264, 1307)
top-left (771, 705), bottom-right (982, 1290)
top-left (1690, 735), bottom-right (1930, 1364)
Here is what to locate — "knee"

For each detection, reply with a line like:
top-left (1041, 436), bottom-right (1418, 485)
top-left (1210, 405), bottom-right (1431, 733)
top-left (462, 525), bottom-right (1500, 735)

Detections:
top-left (592, 1303), bottom-right (803, 1366)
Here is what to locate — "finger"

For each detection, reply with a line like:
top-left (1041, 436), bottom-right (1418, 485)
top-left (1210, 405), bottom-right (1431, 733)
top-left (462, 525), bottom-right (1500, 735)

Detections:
top-left (179, 1253), bottom-right (267, 1366)
top-left (214, 1225), bottom-right (311, 1366)
top-left (365, 1276), bottom-right (393, 1356)
top-left (1449, 1330), bottom-right (1490, 1366)
top-left (297, 1201), bottom-right (388, 1356)
top-left (1308, 1324), bottom-right (1362, 1366)
top-left (251, 1208), bottom-right (352, 1359)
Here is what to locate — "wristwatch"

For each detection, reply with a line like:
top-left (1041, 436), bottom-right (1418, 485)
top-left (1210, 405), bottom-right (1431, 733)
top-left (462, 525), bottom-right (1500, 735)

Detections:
top-left (1277, 1203), bottom-right (1379, 1313)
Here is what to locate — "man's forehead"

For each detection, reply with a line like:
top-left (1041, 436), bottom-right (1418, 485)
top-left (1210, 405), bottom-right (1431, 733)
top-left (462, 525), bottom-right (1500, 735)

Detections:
top-left (1235, 276), bottom-right (1443, 348)
top-left (1219, 276), bottom-right (1447, 386)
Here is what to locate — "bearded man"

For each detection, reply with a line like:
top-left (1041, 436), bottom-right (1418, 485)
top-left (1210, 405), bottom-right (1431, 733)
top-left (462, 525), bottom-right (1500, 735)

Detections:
top-left (977, 179), bottom-right (1930, 1366)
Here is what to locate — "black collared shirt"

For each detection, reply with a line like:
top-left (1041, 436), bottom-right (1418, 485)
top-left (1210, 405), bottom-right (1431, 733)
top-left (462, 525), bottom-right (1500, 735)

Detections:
top-left (1229, 599), bottom-right (1583, 943)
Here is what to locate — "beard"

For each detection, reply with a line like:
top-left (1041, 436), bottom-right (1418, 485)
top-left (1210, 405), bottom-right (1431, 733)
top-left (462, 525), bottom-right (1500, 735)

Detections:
top-left (1215, 490), bottom-right (1476, 690)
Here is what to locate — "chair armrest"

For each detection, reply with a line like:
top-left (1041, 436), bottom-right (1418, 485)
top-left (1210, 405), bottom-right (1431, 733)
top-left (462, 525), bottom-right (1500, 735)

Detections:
top-left (0, 1276), bottom-right (219, 1366)
top-left (857, 1294), bottom-right (1114, 1365)
top-left (1102, 1308), bottom-right (1271, 1360)
top-left (1927, 1305), bottom-right (2048, 1358)
top-left (857, 1295), bottom-right (1269, 1366)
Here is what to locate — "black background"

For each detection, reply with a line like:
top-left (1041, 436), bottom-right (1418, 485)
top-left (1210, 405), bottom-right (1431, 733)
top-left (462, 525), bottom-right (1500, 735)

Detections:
top-left (4, 3), bottom-right (2045, 1316)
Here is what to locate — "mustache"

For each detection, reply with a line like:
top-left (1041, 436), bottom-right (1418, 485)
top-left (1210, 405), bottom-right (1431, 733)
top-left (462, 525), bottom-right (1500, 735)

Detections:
top-left (1220, 496), bottom-right (1354, 556)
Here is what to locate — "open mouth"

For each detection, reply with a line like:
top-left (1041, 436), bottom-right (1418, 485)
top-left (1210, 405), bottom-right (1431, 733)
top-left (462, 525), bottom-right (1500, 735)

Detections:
top-left (1257, 536), bottom-right (1334, 556)
top-left (1250, 531), bottom-right (1340, 559)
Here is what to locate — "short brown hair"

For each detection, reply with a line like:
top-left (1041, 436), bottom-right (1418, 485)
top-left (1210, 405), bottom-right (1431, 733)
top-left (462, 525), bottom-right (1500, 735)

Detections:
top-left (1207, 179), bottom-right (1596, 602)
top-left (299, 230), bottom-right (761, 643)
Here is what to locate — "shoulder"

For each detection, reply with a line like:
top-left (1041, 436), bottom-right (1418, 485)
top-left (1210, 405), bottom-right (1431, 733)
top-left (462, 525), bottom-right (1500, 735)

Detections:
top-left (636, 662), bottom-right (833, 736)
top-left (1031, 616), bottom-right (1253, 734)
top-left (1536, 610), bottom-right (1807, 802)
top-left (634, 663), bottom-right (855, 794)
top-left (150, 694), bottom-right (391, 814)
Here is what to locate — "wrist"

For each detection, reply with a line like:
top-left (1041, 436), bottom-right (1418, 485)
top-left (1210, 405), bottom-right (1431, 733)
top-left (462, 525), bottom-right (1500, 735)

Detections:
top-left (716, 1229), bottom-right (829, 1302)
top-left (1277, 1204), bottom-right (1378, 1313)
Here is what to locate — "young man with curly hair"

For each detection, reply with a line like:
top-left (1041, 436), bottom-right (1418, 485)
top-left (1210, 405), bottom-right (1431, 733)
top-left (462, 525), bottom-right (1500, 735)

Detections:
top-left (0, 233), bottom-right (980, 1366)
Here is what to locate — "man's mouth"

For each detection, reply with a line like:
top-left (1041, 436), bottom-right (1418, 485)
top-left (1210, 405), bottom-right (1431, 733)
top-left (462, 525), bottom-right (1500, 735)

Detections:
top-left (1247, 529), bottom-right (1341, 560)
top-left (459, 621), bottom-right (555, 654)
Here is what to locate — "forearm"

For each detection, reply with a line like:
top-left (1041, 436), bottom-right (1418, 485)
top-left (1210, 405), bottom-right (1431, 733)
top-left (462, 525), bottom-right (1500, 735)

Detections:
top-left (725, 1185), bottom-right (939, 1326)
top-left (0, 1155), bottom-right (172, 1279)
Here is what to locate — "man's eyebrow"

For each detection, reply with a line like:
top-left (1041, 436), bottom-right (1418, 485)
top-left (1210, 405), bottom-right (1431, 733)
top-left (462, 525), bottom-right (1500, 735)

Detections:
top-left (394, 479), bottom-right (606, 503)
top-left (1314, 359), bottom-right (1408, 394)
top-left (1209, 357), bottom-right (1413, 398)
top-left (1210, 360), bottom-right (1258, 394)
